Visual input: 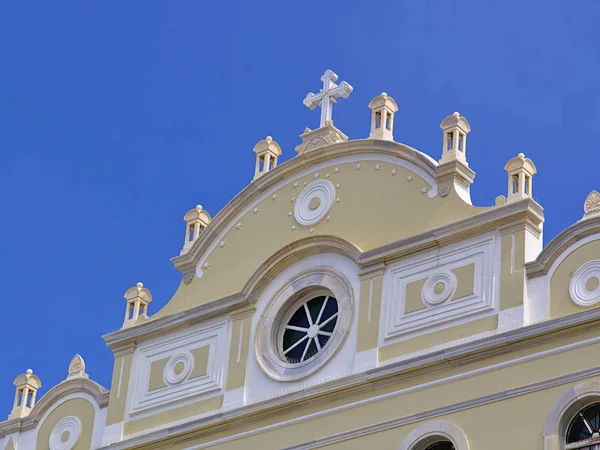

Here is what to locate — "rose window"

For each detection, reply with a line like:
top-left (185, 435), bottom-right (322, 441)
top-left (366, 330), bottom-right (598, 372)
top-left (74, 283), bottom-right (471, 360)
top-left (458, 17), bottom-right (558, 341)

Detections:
top-left (279, 292), bottom-right (339, 364)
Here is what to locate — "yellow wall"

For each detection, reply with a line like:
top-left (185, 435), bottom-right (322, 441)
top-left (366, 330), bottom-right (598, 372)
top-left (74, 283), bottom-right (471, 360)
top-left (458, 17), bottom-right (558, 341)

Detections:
top-left (158, 160), bottom-right (483, 316)
top-left (550, 239), bottom-right (600, 318)
top-left (36, 398), bottom-right (95, 450)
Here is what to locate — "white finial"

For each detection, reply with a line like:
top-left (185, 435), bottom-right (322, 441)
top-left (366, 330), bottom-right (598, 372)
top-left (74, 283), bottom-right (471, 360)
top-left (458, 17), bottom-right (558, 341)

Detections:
top-left (582, 190), bottom-right (600, 220)
top-left (253, 136), bottom-right (282, 181)
top-left (368, 93), bottom-right (398, 141)
top-left (439, 112), bottom-right (471, 166)
top-left (181, 205), bottom-right (211, 254)
top-left (303, 69), bottom-right (353, 128)
top-left (453, 111), bottom-right (460, 117)
top-left (505, 153), bottom-right (537, 203)
top-left (8, 369), bottom-right (41, 420)
top-left (123, 282), bottom-right (153, 328)
top-left (67, 354), bottom-right (88, 379)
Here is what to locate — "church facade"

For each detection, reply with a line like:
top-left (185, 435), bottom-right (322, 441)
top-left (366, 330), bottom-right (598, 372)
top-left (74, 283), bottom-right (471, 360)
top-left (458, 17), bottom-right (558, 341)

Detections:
top-left (2, 70), bottom-right (600, 450)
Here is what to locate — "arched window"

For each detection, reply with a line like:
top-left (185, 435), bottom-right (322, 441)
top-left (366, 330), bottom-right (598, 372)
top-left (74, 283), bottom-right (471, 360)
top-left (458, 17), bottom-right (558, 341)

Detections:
top-left (398, 421), bottom-right (468, 450)
top-left (566, 402), bottom-right (600, 449)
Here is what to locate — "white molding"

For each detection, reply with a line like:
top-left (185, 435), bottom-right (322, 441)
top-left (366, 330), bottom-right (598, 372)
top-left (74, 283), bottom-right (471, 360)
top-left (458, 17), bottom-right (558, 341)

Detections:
top-left (125, 318), bottom-right (230, 421)
top-left (354, 348), bottom-right (377, 372)
top-left (398, 420), bottom-right (469, 450)
top-left (254, 267), bottom-right (355, 381)
top-left (49, 416), bottom-right (82, 450)
top-left (195, 153), bottom-right (438, 277)
top-left (246, 253), bottom-right (360, 403)
top-left (294, 180), bottom-right (336, 226)
top-left (543, 379), bottom-right (600, 450)
top-left (96, 309), bottom-right (600, 449)
top-left (498, 305), bottom-right (524, 330)
top-left (223, 388), bottom-right (245, 410)
top-left (380, 232), bottom-right (500, 345)
top-left (569, 260), bottom-right (600, 307)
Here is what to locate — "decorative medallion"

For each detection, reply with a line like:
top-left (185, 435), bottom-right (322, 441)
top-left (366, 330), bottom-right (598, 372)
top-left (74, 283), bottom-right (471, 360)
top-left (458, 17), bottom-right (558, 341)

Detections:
top-left (49, 416), bottom-right (82, 450)
top-left (422, 271), bottom-right (457, 307)
top-left (439, 186), bottom-right (452, 197)
top-left (294, 180), bottom-right (336, 227)
top-left (67, 354), bottom-right (87, 379)
top-left (163, 352), bottom-right (194, 386)
top-left (569, 260), bottom-right (600, 307)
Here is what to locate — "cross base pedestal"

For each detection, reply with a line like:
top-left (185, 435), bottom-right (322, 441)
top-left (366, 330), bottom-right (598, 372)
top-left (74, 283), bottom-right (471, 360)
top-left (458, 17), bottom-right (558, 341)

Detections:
top-left (295, 121), bottom-right (348, 155)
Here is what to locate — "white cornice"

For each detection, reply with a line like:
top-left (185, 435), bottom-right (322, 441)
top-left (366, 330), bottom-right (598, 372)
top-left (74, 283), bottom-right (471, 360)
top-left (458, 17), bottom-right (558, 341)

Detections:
top-left (106, 198), bottom-right (544, 350)
top-left (94, 305), bottom-right (600, 450)
top-left (170, 140), bottom-right (438, 273)
top-left (526, 216), bottom-right (600, 278)
top-left (103, 293), bottom-right (247, 352)
top-left (0, 378), bottom-right (109, 436)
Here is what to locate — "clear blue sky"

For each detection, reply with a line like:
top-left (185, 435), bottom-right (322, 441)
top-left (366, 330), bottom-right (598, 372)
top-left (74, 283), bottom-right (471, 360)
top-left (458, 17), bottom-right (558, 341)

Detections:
top-left (0, 1), bottom-right (598, 412)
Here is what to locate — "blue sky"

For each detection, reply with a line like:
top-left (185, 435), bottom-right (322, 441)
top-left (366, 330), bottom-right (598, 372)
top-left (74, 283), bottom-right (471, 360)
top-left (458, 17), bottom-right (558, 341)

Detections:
top-left (0, 0), bottom-right (598, 411)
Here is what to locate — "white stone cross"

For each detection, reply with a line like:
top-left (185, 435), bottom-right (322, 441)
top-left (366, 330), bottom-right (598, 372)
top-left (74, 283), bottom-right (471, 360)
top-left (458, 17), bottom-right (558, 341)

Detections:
top-left (303, 69), bottom-right (353, 128)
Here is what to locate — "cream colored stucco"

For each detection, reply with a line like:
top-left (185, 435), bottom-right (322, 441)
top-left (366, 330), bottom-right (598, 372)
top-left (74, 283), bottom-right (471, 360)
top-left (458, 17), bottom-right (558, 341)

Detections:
top-left (106, 354), bottom-right (132, 426)
top-left (404, 263), bottom-right (475, 314)
top-left (123, 394), bottom-right (223, 435)
top-left (379, 315), bottom-right (498, 362)
top-left (226, 313), bottom-right (253, 391)
top-left (158, 160), bottom-right (482, 317)
top-left (190, 345), bottom-right (210, 380)
top-left (356, 274), bottom-right (383, 353)
top-left (166, 334), bottom-right (600, 450)
top-left (36, 398), bottom-right (94, 450)
top-left (500, 230), bottom-right (526, 311)
top-left (148, 357), bottom-right (169, 392)
top-left (550, 239), bottom-right (600, 318)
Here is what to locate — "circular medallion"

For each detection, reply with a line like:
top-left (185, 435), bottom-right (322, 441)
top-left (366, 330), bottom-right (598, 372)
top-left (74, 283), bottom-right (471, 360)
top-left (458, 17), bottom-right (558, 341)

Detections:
top-left (294, 180), bottom-right (336, 226)
top-left (49, 416), bottom-right (82, 450)
top-left (164, 352), bottom-right (194, 385)
top-left (569, 260), bottom-right (600, 307)
top-left (422, 272), bottom-right (457, 307)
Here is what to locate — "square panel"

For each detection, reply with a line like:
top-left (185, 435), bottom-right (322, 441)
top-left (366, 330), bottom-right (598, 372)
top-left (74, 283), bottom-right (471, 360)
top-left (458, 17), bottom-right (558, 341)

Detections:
top-left (126, 318), bottom-right (230, 420)
top-left (380, 233), bottom-right (500, 344)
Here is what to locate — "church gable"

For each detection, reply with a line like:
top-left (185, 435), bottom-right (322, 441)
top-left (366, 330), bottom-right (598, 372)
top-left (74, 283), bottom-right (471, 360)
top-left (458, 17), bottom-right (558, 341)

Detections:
top-left (5, 69), bottom-right (600, 450)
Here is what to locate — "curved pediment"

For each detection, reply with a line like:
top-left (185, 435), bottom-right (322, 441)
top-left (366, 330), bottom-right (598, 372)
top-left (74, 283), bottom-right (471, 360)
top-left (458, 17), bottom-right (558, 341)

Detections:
top-left (159, 140), bottom-right (485, 317)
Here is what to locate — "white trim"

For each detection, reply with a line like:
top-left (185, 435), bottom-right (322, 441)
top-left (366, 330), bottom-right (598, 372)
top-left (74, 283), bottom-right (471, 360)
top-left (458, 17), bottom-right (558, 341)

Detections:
top-left (398, 420), bottom-right (469, 450)
top-left (125, 318), bottom-right (230, 420)
top-left (511, 232), bottom-right (516, 273)
top-left (254, 267), bottom-right (355, 381)
top-left (195, 153), bottom-right (438, 277)
top-left (223, 387), bottom-right (245, 410)
top-left (498, 305), bottom-right (524, 330)
top-left (543, 379), bottom-right (600, 450)
top-left (236, 320), bottom-right (244, 363)
top-left (569, 260), bottom-right (600, 307)
top-left (380, 232), bottom-right (500, 345)
top-left (49, 416), bottom-right (82, 450)
top-left (117, 358), bottom-right (124, 398)
top-left (367, 278), bottom-right (373, 322)
top-left (106, 323), bottom-right (600, 449)
top-left (293, 180), bottom-right (336, 226)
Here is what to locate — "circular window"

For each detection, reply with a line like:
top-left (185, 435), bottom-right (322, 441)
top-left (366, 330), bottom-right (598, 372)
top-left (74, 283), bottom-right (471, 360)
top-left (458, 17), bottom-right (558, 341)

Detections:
top-left (279, 291), bottom-right (339, 364)
top-left (255, 269), bottom-right (354, 381)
